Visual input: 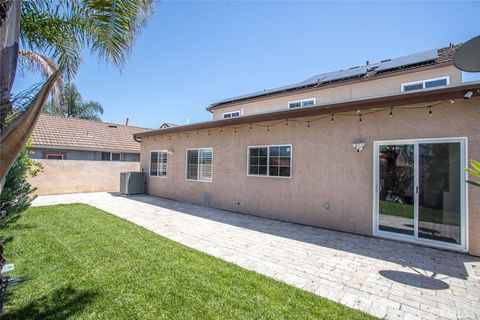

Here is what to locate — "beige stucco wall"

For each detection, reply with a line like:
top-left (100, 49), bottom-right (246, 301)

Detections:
top-left (29, 160), bottom-right (140, 195)
top-left (212, 65), bottom-right (462, 119)
top-left (142, 98), bottom-right (480, 255)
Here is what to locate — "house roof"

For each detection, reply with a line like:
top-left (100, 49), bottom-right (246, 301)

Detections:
top-left (32, 114), bottom-right (151, 153)
top-left (207, 44), bottom-right (461, 111)
top-left (134, 80), bottom-right (480, 139)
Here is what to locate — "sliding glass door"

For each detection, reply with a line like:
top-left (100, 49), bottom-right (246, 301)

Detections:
top-left (374, 138), bottom-right (466, 250)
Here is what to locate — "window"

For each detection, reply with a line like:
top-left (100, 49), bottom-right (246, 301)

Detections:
top-left (101, 152), bottom-right (111, 161)
top-left (401, 77), bottom-right (449, 92)
top-left (44, 153), bottom-right (65, 160)
top-left (288, 98), bottom-right (316, 109)
top-left (186, 148), bottom-right (213, 182)
top-left (248, 145), bottom-right (292, 178)
top-left (222, 110), bottom-right (242, 119)
top-left (101, 152), bottom-right (121, 161)
top-left (150, 151), bottom-right (168, 177)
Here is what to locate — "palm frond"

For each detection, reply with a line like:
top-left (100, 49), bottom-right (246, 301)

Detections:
top-left (20, 0), bottom-right (84, 78)
top-left (18, 50), bottom-right (65, 111)
top-left (82, 0), bottom-right (156, 68)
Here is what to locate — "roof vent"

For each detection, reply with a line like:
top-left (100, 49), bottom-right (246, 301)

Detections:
top-left (381, 59), bottom-right (391, 63)
top-left (108, 124), bottom-right (118, 128)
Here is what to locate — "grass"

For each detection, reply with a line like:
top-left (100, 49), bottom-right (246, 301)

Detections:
top-left (379, 200), bottom-right (460, 226)
top-left (1, 204), bottom-right (374, 320)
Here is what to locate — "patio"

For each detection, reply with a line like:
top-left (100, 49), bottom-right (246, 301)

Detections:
top-left (33, 192), bottom-right (480, 320)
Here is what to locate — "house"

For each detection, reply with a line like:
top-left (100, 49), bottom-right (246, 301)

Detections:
top-left (30, 114), bottom-right (147, 161)
top-left (134, 44), bottom-right (480, 255)
top-left (28, 115), bottom-right (151, 195)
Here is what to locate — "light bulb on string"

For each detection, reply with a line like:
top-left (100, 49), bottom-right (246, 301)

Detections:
top-left (330, 114), bottom-right (334, 123)
top-left (389, 107), bottom-right (393, 120)
top-left (428, 106), bottom-right (432, 117)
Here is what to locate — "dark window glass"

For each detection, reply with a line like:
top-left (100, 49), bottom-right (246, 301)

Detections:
top-left (425, 78), bottom-right (447, 88)
top-left (248, 147), bottom-right (268, 176)
top-left (150, 152), bottom-right (158, 176)
top-left (403, 83), bottom-right (423, 91)
top-left (111, 153), bottom-right (120, 161)
top-left (187, 150), bottom-right (199, 180)
top-left (101, 152), bottom-right (111, 161)
top-left (288, 102), bottom-right (301, 108)
top-left (249, 146), bottom-right (291, 177)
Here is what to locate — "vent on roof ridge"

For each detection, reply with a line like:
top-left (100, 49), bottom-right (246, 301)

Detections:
top-left (381, 59), bottom-right (391, 63)
top-left (348, 66), bottom-right (360, 70)
top-left (108, 124), bottom-right (117, 128)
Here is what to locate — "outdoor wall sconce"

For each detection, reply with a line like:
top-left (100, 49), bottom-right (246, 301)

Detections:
top-left (167, 150), bottom-right (174, 156)
top-left (353, 142), bottom-right (366, 153)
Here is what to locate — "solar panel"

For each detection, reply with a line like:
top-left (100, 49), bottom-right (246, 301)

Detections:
top-left (375, 49), bottom-right (438, 72)
top-left (210, 48), bottom-right (439, 107)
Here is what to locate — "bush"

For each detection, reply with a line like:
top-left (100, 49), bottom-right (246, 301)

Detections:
top-left (0, 142), bottom-right (42, 225)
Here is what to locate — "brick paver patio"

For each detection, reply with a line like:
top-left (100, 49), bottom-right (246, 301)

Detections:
top-left (33, 192), bottom-right (480, 320)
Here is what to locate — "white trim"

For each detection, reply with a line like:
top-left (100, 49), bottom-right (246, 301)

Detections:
top-left (246, 144), bottom-right (292, 179)
top-left (372, 137), bottom-right (468, 252)
top-left (149, 150), bottom-right (168, 178)
top-left (287, 97), bottom-right (316, 109)
top-left (401, 76), bottom-right (450, 92)
top-left (185, 147), bottom-right (213, 183)
top-left (222, 109), bottom-right (243, 119)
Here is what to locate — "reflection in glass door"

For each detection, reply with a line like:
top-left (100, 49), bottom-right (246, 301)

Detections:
top-left (418, 142), bottom-right (461, 244)
top-left (375, 139), bottom-right (465, 249)
top-left (378, 144), bottom-right (415, 235)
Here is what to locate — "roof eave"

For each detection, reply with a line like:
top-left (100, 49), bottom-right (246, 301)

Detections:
top-left (137, 81), bottom-right (480, 139)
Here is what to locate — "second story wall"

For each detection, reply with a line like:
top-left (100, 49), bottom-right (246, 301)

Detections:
top-left (211, 65), bottom-right (461, 120)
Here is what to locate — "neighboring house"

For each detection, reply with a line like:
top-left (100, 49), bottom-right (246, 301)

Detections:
top-left (134, 44), bottom-right (480, 255)
top-left (30, 114), bottom-right (148, 162)
top-left (29, 115), bottom-right (151, 195)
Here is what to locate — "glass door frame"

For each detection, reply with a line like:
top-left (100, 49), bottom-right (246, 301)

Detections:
top-left (373, 137), bottom-right (468, 252)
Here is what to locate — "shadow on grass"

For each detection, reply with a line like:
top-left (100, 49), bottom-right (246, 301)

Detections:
top-left (3, 286), bottom-right (98, 320)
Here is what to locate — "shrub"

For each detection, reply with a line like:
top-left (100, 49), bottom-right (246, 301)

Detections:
top-left (0, 142), bottom-right (42, 225)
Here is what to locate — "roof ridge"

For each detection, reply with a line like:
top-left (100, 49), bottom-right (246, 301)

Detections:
top-left (39, 114), bottom-right (152, 130)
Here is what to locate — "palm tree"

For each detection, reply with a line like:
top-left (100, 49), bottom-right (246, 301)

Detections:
top-left (0, 0), bottom-right (156, 187)
top-left (44, 82), bottom-right (104, 121)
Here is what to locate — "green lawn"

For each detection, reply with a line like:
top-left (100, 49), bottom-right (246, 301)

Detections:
top-left (1, 204), bottom-right (374, 320)
top-left (379, 200), bottom-right (460, 226)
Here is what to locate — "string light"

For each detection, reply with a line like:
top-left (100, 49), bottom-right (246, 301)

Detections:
top-left (147, 99), bottom-right (450, 140)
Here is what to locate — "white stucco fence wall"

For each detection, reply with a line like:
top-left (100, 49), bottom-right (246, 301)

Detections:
top-left (28, 159), bottom-right (140, 195)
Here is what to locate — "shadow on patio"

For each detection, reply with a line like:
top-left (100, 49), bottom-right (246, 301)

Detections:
top-left (110, 193), bottom-right (479, 283)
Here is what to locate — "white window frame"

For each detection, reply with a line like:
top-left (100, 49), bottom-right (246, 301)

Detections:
top-left (401, 76), bottom-right (450, 92)
top-left (185, 148), bottom-right (213, 182)
top-left (149, 150), bottom-right (168, 178)
top-left (372, 137), bottom-right (468, 252)
top-left (222, 109), bottom-right (243, 119)
top-left (288, 98), bottom-right (316, 109)
top-left (247, 144), bottom-right (292, 179)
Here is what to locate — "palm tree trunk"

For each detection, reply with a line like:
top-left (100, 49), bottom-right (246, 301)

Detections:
top-left (0, 0), bottom-right (20, 131)
top-left (0, 71), bottom-right (60, 190)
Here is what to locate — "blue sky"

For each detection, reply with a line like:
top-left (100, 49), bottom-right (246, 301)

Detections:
top-left (14, 1), bottom-right (480, 129)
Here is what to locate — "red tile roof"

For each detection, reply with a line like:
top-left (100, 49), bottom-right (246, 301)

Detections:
top-left (32, 114), bottom-right (151, 152)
